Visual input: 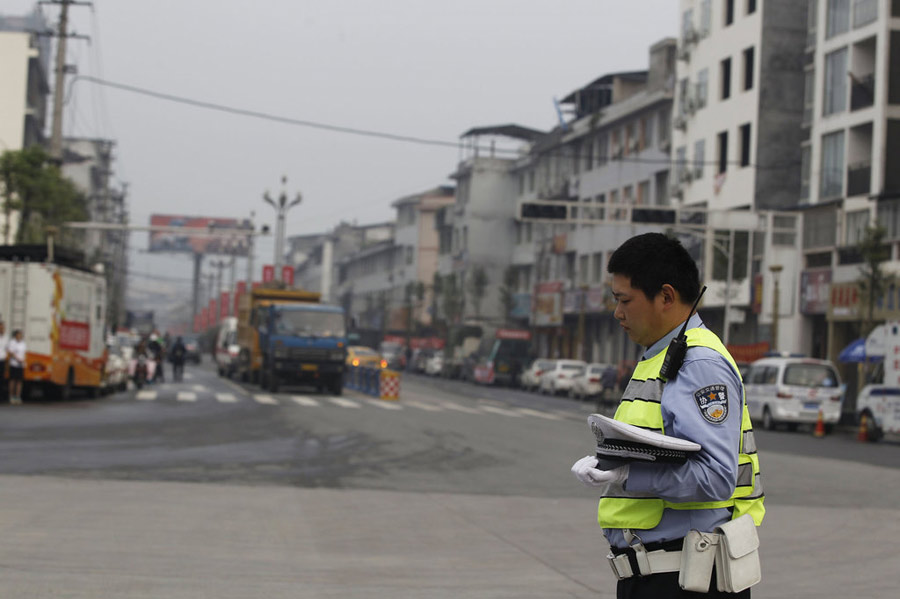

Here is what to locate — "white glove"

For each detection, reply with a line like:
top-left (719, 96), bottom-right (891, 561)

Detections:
top-left (571, 455), bottom-right (630, 488)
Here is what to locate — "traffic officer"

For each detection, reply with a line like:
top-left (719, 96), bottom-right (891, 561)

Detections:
top-left (571, 233), bottom-right (764, 598)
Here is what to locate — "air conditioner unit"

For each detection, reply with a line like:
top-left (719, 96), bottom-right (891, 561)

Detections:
top-left (677, 45), bottom-right (691, 62)
top-left (684, 28), bottom-right (699, 45)
top-left (673, 116), bottom-right (687, 131)
top-left (670, 186), bottom-right (684, 200)
top-left (685, 96), bottom-right (697, 115)
top-left (693, 167), bottom-right (703, 179)
top-left (629, 139), bottom-right (640, 153)
top-left (680, 170), bottom-right (694, 183)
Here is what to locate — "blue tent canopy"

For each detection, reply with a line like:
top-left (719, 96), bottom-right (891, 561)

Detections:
top-left (837, 338), bottom-right (883, 363)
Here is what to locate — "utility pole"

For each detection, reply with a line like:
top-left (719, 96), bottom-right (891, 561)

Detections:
top-left (263, 176), bottom-right (302, 281)
top-left (769, 264), bottom-right (783, 352)
top-left (43, 0), bottom-right (92, 161)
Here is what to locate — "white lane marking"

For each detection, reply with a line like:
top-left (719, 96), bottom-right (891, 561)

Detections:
top-left (253, 394), bottom-right (278, 405)
top-left (328, 397), bottom-right (361, 409)
top-left (192, 385), bottom-right (206, 392)
top-left (291, 395), bottom-right (320, 407)
top-left (136, 390), bottom-right (157, 401)
top-left (183, 373), bottom-right (194, 381)
top-left (405, 400), bottom-right (443, 412)
top-left (215, 393), bottom-right (238, 403)
top-left (366, 399), bottom-right (403, 410)
top-left (516, 407), bottom-right (562, 420)
top-left (176, 391), bottom-right (197, 402)
top-left (480, 405), bottom-right (523, 417)
top-left (439, 401), bottom-right (482, 414)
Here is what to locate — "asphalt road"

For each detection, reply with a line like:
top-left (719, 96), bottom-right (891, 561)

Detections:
top-left (0, 362), bottom-right (897, 597)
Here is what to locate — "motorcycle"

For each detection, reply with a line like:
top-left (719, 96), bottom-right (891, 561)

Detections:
top-left (133, 355), bottom-right (149, 389)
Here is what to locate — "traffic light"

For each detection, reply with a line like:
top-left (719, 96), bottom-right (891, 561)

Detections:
top-left (520, 202), bottom-right (568, 220)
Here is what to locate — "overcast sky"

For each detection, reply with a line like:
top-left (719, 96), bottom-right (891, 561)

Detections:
top-left (6, 0), bottom-right (678, 306)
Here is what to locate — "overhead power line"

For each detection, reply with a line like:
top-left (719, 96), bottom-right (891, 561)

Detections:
top-left (68, 75), bottom-right (799, 171)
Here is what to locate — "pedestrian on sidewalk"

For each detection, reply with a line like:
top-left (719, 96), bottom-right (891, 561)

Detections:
top-left (7, 329), bottom-right (26, 405)
top-left (0, 320), bottom-right (8, 403)
top-left (571, 233), bottom-right (764, 598)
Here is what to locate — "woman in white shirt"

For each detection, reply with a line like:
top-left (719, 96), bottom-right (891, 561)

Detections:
top-left (7, 329), bottom-right (25, 405)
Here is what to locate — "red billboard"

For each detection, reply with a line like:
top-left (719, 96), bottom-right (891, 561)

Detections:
top-left (59, 320), bottom-right (90, 351)
top-left (220, 292), bottom-right (230, 319)
top-left (262, 265), bottom-right (275, 282)
top-left (148, 214), bottom-right (252, 256)
top-left (282, 265), bottom-right (294, 287)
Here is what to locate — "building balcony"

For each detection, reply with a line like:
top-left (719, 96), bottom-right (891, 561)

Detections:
top-left (850, 75), bottom-right (875, 111)
top-left (847, 163), bottom-right (871, 197)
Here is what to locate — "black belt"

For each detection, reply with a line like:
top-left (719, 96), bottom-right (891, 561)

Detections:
top-left (610, 537), bottom-right (684, 555)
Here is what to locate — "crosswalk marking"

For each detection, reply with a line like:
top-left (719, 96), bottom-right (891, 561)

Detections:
top-left (366, 399), bottom-right (403, 410)
top-left (291, 395), bottom-right (320, 407)
top-left (253, 394), bottom-right (278, 405)
top-left (328, 397), bottom-right (361, 409)
top-left (516, 407), bottom-right (562, 420)
top-left (176, 391), bottom-right (197, 402)
top-left (439, 401), bottom-right (482, 414)
top-left (136, 390), bottom-right (156, 401)
top-left (192, 385), bottom-right (206, 392)
top-left (215, 393), bottom-right (238, 403)
top-left (480, 405), bottom-right (523, 417)
top-left (405, 400), bottom-right (443, 412)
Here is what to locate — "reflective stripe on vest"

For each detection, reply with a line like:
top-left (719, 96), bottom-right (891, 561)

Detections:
top-left (598, 328), bottom-right (765, 530)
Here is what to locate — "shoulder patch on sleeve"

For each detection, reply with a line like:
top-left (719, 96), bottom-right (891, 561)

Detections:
top-left (693, 384), bottom-right (729, 424)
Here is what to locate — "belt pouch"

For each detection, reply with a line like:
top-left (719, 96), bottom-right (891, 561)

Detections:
top-left (714, 514), bottom-right (761, 593)
top-left (678, 530), bottom-right (718, 592)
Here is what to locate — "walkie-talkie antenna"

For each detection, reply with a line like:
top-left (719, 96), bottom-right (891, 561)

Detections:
top-left (660, 286), bottom-right (707, 381)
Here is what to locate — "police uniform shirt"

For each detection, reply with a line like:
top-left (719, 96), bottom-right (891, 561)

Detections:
top-left (604, 314), bottom-right (744, 549)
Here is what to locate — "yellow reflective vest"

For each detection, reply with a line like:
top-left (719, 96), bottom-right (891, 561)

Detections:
top-left (598, 328), bottom-right (765, 530)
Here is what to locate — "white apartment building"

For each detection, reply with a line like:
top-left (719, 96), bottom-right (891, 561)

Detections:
top-left (0, 10), bottom-right (51, 243)
top-left (798, 0), bottom-right (900, 397)
top-left (672, 0), bottom-right (809, 356)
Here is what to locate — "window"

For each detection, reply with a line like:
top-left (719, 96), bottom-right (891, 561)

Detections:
top-left (592, 252), bottom-right (604, 282)
top-left (406, 246), bottom-right (413, 265)
top-left (739, 123), bottom-right (751, 167)
top-left (640, 114), bottom-right (654, 150)
top-left (845, 209), bottom-right (870, 245)
top-left (579, 255), bottom-right (589, 284)
top-left (820, 130), bottom-right (845, 198)
top-left (694, 139), bottom-right (706, 179)
top-left (696, 68), bottom-right (709, 107)
top-left (679, 78), bottom-right (690, 116)
top-left (518, 174), bottom-right (525, 196)
top-left (725, 0), bottom-right (735, 25)
top-left (743, 46), bottom-right (755, 90)
top-left (807, 0), bottom-right (818, 48)
top-left (637, 180), bottom-right (650, 205)
top-left (721, 57), bottom-right (732, 100)
top-left (597, 133), bottom-right (609, 165)
top-left (676, 146), bottom-right (688, 181)
top-left (747, 0), bottom-right (757, 14)
top-left (658, 111), bottom-right (670, 147)
top-left (585, 137), bottom-right (594, 170)
top-left (682, 9), bottom-right (695, 41)
top-left (800, 144), bottom-right (811, 199)
top-left (824, 48), bottom-right (848, 115)
top-left (700, 0), bottom-right (712, 35)
top-left (877, 200), bottom-right (900, 239)
top-left (717, 130), bottom-right (729, 174)
top-left (802, 69), bottom-right (815, 125)
top-left (826, 0), bottom-right (850, 38)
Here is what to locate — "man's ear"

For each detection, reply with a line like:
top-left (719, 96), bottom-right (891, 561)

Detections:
top-left (659, 284), bottom-right (678, 307)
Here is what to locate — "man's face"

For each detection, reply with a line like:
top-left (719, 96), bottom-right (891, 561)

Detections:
top-left (611, 273), bottom-right (667, 347)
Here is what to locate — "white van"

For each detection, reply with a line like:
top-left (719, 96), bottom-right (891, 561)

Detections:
top-left (743, 356), bottom-right (843, 431)
top-left (856, 362), bottom-right (900, 441)
top-left (215, 316), bottom-right (239, 377)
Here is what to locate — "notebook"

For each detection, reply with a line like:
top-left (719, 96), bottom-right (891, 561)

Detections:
top-left (588, 414), bottom-right (702, 464)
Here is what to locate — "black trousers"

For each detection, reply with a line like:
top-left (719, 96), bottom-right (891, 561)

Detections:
top-left (617, 571), bottom-right (750, 599)
top-left (0, 360), bottom-right (6, 399)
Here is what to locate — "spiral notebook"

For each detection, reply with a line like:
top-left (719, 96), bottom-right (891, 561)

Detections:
top-left (588, 414), bottom-right (702, 464)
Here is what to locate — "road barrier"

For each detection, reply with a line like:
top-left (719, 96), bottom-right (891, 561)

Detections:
top-left (345, 366), bottom-right (401, 400)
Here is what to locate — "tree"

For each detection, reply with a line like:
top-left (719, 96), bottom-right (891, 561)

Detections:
top-left (467, 266), bottom-right (489, 318)
top-left (856, 224), bottom-right (892, 338)
top-left (0, 146), bottom-right (88, 245)
top-left (499, 266), bottom-right (518, 325)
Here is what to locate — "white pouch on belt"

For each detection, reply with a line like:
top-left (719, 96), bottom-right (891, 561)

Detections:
top-left (678, 530), bottom-right (719, 593)
top-left (714, 514), bottom-right (761, 593)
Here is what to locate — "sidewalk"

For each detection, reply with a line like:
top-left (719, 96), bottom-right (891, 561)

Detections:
top-left (0, 473), bottom-right (897, 598)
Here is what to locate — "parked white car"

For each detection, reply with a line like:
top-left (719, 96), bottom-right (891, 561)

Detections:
top-left (570, 363), bottom-right (614, 400)
top-left (856, 363), bottom-right (899, 442)
top-left (539, 359), bottom-right (587, 395)
top-left (743, 356), bottom-right (843, 431)
top-left (102, 346), bottom-right (128, 394)
top-left (425, 353), bottom-right (444, 376)
top-left (520, 359), bottom-right (555, 391)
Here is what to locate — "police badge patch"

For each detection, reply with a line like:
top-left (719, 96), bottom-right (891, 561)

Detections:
top-left (694, 384), bottom-right (729, 424)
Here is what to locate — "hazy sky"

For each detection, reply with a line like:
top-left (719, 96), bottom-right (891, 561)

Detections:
top-left (6, 0), bottom-right (678, 306)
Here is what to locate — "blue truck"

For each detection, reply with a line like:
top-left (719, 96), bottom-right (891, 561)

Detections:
top-left (236, 287), bottom-right (347, 394)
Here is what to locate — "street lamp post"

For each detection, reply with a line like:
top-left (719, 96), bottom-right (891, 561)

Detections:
top-left (769, 264), bottom-right (783, 352)
top-left (263, 176), bottom-right (302, 281)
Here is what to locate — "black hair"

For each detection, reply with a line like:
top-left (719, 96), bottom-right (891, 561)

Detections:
top-left (607, 233), bottom-right (700, 304)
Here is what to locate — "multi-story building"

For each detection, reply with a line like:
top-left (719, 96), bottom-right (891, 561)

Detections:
top-left (798, 0), bottom-right (900, 397)
top-left (61, 137), bottom-right (129, 327)
top-left (670, 1), bottom-right (808, 355)
top-left (0, 9), bottom-right (52, 243)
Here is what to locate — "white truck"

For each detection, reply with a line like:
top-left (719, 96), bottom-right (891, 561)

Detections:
top-left (856, 322), bottom-right (900, 441)
top-left (0, 247), bottom-right (107, 399)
